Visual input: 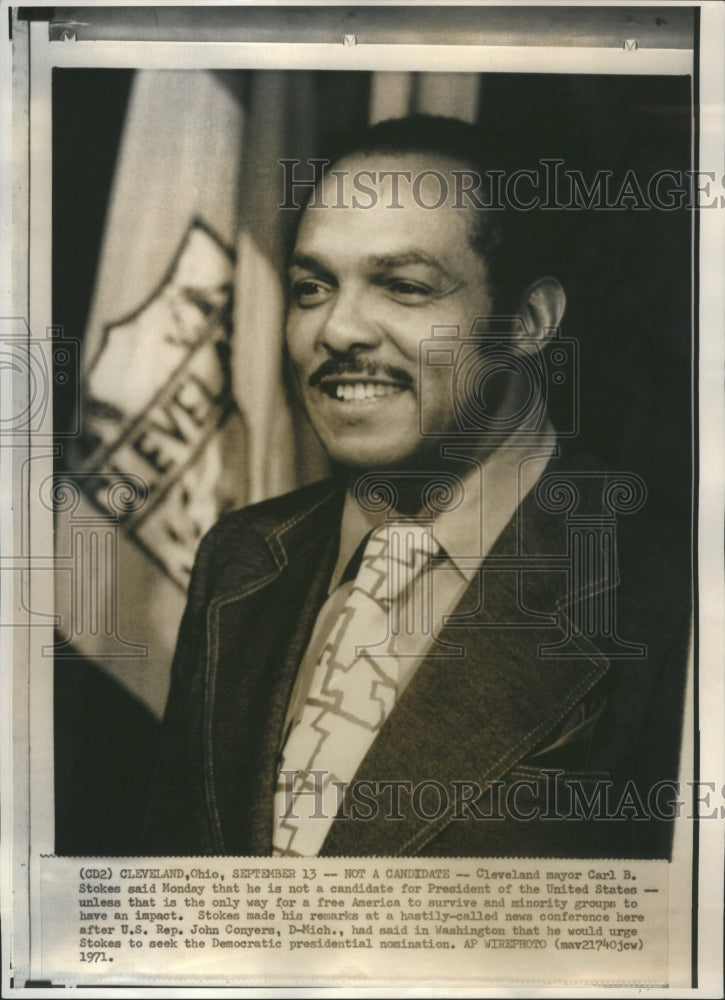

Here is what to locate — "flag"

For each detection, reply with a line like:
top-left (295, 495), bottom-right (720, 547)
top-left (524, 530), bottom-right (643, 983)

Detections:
top-left (56, 70), bottom-right (249, 716)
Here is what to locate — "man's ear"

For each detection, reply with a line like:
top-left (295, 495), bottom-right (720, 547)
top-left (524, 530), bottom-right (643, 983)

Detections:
top-left (518, 277), bottom-right (566, 344)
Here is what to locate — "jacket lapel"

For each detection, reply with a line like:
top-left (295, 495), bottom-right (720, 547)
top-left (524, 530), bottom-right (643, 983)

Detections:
top-left (204, 481), bottom-right (345, 853)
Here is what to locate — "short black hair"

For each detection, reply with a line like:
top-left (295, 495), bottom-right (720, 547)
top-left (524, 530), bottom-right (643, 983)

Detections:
top-left (301, 113), bottom-right (547, 315)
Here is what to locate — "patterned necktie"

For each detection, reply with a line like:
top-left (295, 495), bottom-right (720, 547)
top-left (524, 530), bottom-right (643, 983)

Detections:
top-left (272, 520), bottom-right (438, 856)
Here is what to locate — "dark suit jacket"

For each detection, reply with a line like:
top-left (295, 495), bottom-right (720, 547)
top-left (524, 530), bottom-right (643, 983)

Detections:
top-left (145, 449), bottom-right (691, 858)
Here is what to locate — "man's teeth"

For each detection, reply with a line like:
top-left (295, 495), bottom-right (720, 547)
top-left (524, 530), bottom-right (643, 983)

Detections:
top-left (334, 382), bottom-right (399, 401)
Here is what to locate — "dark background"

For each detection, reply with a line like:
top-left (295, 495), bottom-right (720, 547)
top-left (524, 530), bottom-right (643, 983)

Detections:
top-left (53, 69), bottom-right (693, 854)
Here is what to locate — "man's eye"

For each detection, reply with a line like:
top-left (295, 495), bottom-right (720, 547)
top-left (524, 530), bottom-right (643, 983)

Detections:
top-left (290, 279), bottom-right (331, 306)
top-left (387, 280), bottom-right (433, 302)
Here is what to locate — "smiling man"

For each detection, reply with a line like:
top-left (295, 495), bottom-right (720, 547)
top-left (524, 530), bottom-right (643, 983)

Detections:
top-left (285, 148), bottom-right (563, 475)
top-left (146, 115), bottom-right (690, 859)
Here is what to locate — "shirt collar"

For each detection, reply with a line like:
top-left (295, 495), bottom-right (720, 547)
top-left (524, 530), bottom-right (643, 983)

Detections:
top-left (328, 421), bottom-right (557, 593)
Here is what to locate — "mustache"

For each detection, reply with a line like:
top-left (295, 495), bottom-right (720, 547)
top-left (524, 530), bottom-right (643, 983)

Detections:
top-left (308, 357), bottom-right (413, 389)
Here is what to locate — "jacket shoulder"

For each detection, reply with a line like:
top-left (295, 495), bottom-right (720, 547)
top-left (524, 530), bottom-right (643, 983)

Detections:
top-left (187, 477), bottom-right (344, 599)
top-left (210, 476), bottom-right (344, 541)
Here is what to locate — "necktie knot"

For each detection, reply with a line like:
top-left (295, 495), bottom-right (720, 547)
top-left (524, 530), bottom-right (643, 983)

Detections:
top-left (353, 520), bottom-right (438, 605)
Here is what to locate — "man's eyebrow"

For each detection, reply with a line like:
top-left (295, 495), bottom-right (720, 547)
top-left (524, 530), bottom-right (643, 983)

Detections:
top-left (288, 249), bottom-right (454, 280)
top-left (288, 252), bottom-right (334, 279)
top-left (368, 251), bottom-right (452, 277)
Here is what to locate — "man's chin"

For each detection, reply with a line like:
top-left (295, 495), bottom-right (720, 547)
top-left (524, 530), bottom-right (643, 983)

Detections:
top-left (325, 441), bottom-right (445, 476)
top-left (326, 435), bottom-right (498, 483)
top-left (328, 450), bottom-right (421, 474)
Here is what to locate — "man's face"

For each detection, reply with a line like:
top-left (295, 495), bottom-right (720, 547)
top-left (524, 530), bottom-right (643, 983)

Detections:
top-left (285, 153), bottom-right (494, 471)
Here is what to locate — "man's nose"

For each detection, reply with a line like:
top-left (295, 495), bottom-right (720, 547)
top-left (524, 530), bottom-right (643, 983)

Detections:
top-left (319, 288), bottom-right (381, 354)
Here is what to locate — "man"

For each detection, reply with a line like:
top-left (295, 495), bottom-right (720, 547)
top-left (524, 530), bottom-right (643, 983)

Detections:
top-left (145, 115), bottom-right (690, 858)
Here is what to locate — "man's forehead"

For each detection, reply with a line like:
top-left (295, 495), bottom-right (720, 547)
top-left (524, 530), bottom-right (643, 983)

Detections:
top-left (326, 148), bottom-right (474, 173)
top-left (295, 151), bottom-right (482, 261)
top-left (317, 150), bottom-right (475, 199)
